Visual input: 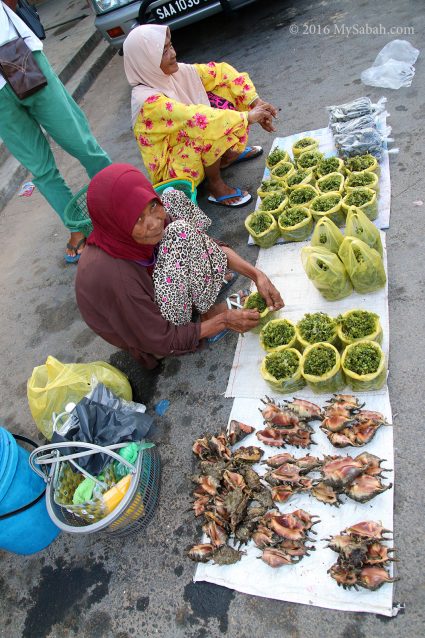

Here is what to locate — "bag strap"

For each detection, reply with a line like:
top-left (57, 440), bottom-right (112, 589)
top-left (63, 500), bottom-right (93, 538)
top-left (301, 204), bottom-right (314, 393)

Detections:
top-left (0, 433), bottom-right (46, 521)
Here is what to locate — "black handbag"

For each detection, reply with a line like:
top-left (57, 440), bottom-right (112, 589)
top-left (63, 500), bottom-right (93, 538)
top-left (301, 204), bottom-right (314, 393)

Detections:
top-left (16, 0), bottom-right (46, 40)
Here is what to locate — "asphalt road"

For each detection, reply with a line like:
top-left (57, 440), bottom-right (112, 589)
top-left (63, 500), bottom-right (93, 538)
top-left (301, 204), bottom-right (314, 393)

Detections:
top-left (1, 0), bottom-right (424, 636)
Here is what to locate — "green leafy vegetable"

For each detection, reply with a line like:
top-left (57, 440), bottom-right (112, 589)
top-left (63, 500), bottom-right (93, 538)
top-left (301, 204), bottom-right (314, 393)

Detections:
top-left (249, 213), bottom-right (272, 234)
top-left (272, 162), bottom-right (293, 177)
top-left (345, 189), bottom-right (373, 207)
top-left (264, 349), bottom-right (299, 379)
top-left (343, 342), bottom-right (381, 375)
top-left (279, 207), bottom-right (308, 227)
top-left (294, 137), bottom-right (317, 149)
top-left (267, 148), bottom-right (288, 167)
top-left (244, 292), bottom-right (267, 312)
top-left (337, 310), bottom-right (378, 340)
top-left (345, 154), bottom-right (376, 172)
top-left (259, 179), bottom-right (283, 193)
top-left (303, 344), bottom-right (336, 376)
top-left (286, 170), bottom-right (310, 187)
top-left (297, 312), bottom-right (337, 344)
top-left (346, 172), bottom-right (376, 187)
top-left (319, 175), bottom-right (343, 192)
top-left (297, 151), bottom-right (323, 169)
top-left (317, 157), bottom-right (341, 175)
top-left (311, 194), bottom-right (341, 212)
top-left (260, 192), bottom-right (286, 211)
top-left (289, 186), bottom-right (317, 205)
top-left (261, 320), bottom-right (295, 349)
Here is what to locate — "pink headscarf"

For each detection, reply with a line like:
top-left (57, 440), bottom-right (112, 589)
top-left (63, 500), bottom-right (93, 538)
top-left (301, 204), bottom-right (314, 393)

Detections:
top-left (123, 24), bottom-right (210, 127)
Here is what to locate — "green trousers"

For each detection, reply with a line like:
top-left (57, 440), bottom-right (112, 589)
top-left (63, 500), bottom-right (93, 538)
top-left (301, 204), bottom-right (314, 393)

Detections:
top-left (0, 51), bottom-right (111, 230)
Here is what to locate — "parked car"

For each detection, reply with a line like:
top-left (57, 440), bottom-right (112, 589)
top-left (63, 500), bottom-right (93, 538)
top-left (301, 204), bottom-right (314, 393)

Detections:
top-left (90, 0), bottom-right (259, 50)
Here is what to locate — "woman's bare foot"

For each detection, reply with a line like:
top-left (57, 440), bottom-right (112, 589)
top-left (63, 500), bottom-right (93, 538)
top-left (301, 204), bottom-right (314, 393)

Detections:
top-left (66, 231), bottom-right (86, 259)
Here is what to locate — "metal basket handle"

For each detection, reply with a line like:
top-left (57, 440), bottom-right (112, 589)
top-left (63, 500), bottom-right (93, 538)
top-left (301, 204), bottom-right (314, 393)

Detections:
top-left (29, 441), bottom-right (138, 481)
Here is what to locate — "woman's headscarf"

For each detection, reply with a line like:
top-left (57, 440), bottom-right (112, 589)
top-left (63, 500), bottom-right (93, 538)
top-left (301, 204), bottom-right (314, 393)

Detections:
top-left (123, 24), bottom-right (210, 127)
top-left (87, 163), bottom-right (161, 262)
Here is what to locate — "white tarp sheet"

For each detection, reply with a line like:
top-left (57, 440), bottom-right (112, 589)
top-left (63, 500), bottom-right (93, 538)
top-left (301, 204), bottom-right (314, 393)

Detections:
top-left (194, 393), bottom-right (395, 616)
top-left (226, 232), bottom-right (388, 400)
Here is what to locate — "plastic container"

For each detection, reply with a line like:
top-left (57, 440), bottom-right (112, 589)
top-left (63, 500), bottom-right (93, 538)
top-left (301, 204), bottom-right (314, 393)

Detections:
top-left (153, 178), bottom-right (197, 203)
top-left (62, 186), bottom-right (92, 236)
top-left (0, 428), bottom-right (60, 555)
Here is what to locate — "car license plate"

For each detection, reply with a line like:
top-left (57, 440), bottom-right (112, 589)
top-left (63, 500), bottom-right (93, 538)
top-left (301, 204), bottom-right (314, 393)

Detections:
top-left (153, 0), bottom-right (217, 23)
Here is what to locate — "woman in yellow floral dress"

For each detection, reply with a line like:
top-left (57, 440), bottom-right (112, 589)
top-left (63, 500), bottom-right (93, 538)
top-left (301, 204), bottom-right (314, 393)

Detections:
top-left (123, 25), bottom-right (277, 207)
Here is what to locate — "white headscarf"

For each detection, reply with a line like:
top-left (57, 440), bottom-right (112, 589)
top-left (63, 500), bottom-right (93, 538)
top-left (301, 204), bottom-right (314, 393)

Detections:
top-left (123, 24), bottom-right (210, 127)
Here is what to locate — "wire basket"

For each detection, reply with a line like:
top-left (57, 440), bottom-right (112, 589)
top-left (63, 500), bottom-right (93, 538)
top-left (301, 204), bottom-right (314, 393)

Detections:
top-left (63, 186), bottom-right (92, 236)
top-left (29, 441), bottom-right (161, 537)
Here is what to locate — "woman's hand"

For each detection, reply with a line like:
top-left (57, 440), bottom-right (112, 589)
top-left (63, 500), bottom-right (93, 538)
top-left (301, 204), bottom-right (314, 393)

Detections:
top-left (250, 97), bottom-right (278, 132)
top-left (254, 271), bottom-right (284, 311)
top-left (225, 308), bottom-right (260, 334)
top-left (247, 104), bottom-right (275, 130)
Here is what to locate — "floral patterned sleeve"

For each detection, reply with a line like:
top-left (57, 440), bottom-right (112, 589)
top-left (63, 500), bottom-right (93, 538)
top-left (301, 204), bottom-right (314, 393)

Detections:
top-left (194, 62), bottom-right (258, 111)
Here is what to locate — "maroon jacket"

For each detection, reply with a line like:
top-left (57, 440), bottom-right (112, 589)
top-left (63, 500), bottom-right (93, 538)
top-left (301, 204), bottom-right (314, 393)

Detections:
top-left (75, 245), bottom-right (201, 369)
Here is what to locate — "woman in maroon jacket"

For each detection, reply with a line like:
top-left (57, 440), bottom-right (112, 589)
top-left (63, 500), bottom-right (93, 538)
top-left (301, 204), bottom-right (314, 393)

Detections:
top-left (75, 164), bottom-right (283, 368)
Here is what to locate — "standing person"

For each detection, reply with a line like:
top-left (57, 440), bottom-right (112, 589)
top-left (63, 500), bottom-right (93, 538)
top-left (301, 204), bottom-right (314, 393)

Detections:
top-left (123, 25), bottom-right (278, 208)
top-left (0, 1), bottom-right (112, 262)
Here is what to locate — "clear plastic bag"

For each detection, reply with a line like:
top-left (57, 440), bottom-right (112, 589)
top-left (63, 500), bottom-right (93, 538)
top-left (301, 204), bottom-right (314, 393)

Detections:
top-left (361, 40), bottom-right (420, 89)
top-left (330, 114), bottom-right (376, 135)
top-left (334, 128), bottom-right (385, 159)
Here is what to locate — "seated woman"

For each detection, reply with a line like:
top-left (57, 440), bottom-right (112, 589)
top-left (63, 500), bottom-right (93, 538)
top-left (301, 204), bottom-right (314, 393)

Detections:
top-left (75, 164), bottom-right (284, 369)
top-left (123, 24), bottom-right (277, 208)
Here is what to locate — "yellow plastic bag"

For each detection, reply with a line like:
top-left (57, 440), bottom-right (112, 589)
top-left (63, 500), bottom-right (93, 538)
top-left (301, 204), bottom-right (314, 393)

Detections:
top-left (27, 356), bottom-right (132, 439)
top-left (310, 192), bottom-right (345, 227)
top-left (245, 211), bottom-right (280, 248)
top-left (278, 207), bottom-right (313, 242)
top-left (337, 309), bottom-right (383, 347)
top-left (311, 217), bottom-right (344, 254)
top-left (345, 207), bottom-right (383, 257)
top-left (301, 343), bottom-right (345, 394)
top-left (338, 237), bottom-right (386, 294)
top-left (341, 340), bottom-right (387, 391)
top-left (301, 246), bottom-right (353, 301)
top-left (260, 347), bottom-right (305, 393)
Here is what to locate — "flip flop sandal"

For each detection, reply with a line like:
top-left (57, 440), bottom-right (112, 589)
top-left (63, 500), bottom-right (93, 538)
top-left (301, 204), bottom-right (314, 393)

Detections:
top-left (207, 188), bottom-right (252, 208)
top-left (230, 145), bottom-right (263, 166)
top-left (217, 270), bottom-right (239, 298)
top-left (64, 237), bottom-right (86, 264)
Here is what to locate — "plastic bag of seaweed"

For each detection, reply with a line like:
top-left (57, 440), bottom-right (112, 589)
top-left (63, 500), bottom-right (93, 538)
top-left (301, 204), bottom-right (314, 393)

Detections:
top-left (345, 207), bottom-right (383, 257)
top-left (301, 246), bottom-right (353, 301)
top-left (338, 237), bottom-right (386, 294)
top-left (330, 114), bottom-right (376, 135)
top-left (334, 127), bottom-right (386, 160)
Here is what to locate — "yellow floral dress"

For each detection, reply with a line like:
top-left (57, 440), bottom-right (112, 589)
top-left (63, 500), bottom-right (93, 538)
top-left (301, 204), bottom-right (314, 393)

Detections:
top-left (133, 62), bottom-right (258, 186)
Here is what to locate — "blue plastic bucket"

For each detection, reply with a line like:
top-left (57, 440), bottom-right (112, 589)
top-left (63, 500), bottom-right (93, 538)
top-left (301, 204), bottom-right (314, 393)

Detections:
top-left (0, 427), bottom-right (60, 555)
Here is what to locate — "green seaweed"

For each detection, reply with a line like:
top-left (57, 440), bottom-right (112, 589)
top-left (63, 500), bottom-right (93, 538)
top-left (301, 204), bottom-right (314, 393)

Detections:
top-left (345, 154), bottom-right (376, 172)
top-left (249, 213), bottom-right (272, 234)
top-left (303, 344), bottom-right (336, 376)
top-left (272, 163), bottom-right (293, 177)
top-left (317, 157), bottom-right (341, 175)
top-left (262, 320), bottom-right (295, 349)
top-left (345, 189), bottom-right (373, 207)
top-left (267, 148), bottom-right (287, 167)
top-left (347, 172), bottom-right (376, 188)
top-left (297, 313), bottom-right (336, 344)
top-left (343, 342), bottom-right (381, 375)
top-left (260, 192), bottom-right (286, 211)
top-left (286, 170), bottom-right (310, 187)
top-left (311, 194), bottom-right (341, 212)
top-left (279, 207), bottom-right (308, 227)
top-left (294, 137), bottom-right (317, 149)
top-left (289, 187), bottom-right (316, 205)
top-left (297, 151), bottom-right (323, 169)
top-left (259, 179), bottom-right (283, 193)
top-left (337, 310), bottom-right (378, 340)
top-left (319, 175), bottom-right (343, 192)
top-left (244, 292), bottom-right (267, 312)
top-left (265, 349), bottom-right (299, 379)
